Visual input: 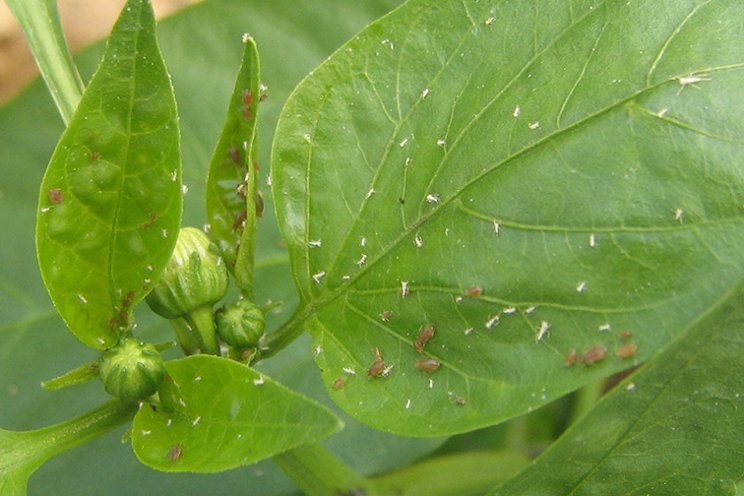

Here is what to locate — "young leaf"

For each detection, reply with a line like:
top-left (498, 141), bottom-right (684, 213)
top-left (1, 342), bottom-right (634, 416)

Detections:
top-left (131, 355), bottom-right (343, 472)
top-left (271, 0), bottom-right (744, 435)
top-left (35, 0), bottom-right (181, 349)
top-left (205, 35), bottom-right (261, 298)
top-left (491, 282), bottom-right (744, 495)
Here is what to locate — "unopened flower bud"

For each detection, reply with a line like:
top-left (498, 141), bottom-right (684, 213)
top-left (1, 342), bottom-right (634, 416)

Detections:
top-left (98, 338), bottom-right (165, 403)
top-left (215, 300), bottom-right (265, 348)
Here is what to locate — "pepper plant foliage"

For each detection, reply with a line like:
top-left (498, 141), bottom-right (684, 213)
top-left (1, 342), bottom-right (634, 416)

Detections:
top-left (1, 0), bottom-right (744, 494)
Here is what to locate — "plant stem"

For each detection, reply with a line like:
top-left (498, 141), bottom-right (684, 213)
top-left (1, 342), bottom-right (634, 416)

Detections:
top-left (273, 443), bottom-right (376, 496)
top-left (1, 401), bottom-right (136, 476)
top-left (185, 306), bottom-right (219, 355)
top-left (258, 305), bottom-right (313, 360)
top-left (6, 0), bottom-right (84, 124)
top-left (568, 377), bottom-right (606, 425)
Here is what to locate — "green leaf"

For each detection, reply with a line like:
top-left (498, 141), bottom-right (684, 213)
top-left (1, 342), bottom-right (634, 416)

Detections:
top-left (131, 355), bottom-right (343, 472)
top-left (272, 0), bottom-right (744, 435)
top-left (490, 282), bottom-right (744, 496)
top-left (35, 0), bottom-right (181, 349)
top-left (205, 35), bottom-right (261, 297)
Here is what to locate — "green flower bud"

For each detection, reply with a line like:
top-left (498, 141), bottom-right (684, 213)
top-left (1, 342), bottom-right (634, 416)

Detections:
top-left (215, 300), bottom-right (265, 348)
top-left (146, 227), bottom-right (229, 319)
top-left (99, 338), bottom-right (165, 403)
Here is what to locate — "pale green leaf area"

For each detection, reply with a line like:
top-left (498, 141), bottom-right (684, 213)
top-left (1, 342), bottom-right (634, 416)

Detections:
top-left (0, 0), bottom-right (452, 494)
top-left (492, 282), bottom-right (744, 496)
top-left (131, 355), bottom-right (342, 473)
top-left (35, 0), bottom-right (182, 349)
top-left (273, 0), bottom-right (744, 435)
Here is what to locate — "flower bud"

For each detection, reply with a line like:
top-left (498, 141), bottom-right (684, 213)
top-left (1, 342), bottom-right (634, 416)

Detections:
top-left (215, 300), bottom-right (265, 348)
top-left (99, 338), bottom-right (165, 403)
top-left (146, 227), bottom-right (229, 319)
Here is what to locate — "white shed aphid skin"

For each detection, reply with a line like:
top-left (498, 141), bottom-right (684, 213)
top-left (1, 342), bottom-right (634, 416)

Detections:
top-left (598, 323), bottom-right (611, 332)
top-left (191, 416), bottom-right (201, 427)
top-left (381, 364), bottom-right (395, 377)
top-left (166, 419), bottom-right (172, 427)
top-left (414, 233), bottom-right (424, 248)
top-left (266, 174), bottom-right (272, 186)
top-left (485, 16), bottom-right (496, 26)
top-left (421, 88), bottom-right (430, 99)
top-left (355, 254), bottom-right (367, 266)
top-left (202, 223), bottom-right (212, 233)
top-left (576, 281), bottom-right (587, 293)
top-left (674, 208), bottom-right (684, 223)
top-left (96, 338), bottom-right (105, 345)
top-left (464, 327), bottom-right (474, 335)
top-left (502, 307), bottom-right (517, 315)
top-left (428, 378), bottom-right (434, 389)
top-left (528, 121), bottom-right (540, 130)
top-left (178, 398), bottom-right (187, 407)
top-left (656, 108), bottom-right (669, 117)
top-left (181, 184), bottom-right (189, 195)
top-left (365, 188), bottom-right (375, 199)
top-left (342, 367), bottom-right (356, 375)
top-left (405, 157), bottom-right (412, 167)
top-left (525, 306), bottom-right (537, 314)
top-left (40, 207), bottom-right (51, 213)
top-left (400, 280), bottom-right (410, 297)
top-left (426, 193), bottom-right (441, 204)
top-left (161, 229), bottom-right (169, 238)
top-left (589, 234), bottom-right (597, 248)
top-left (253, 376), bottom-right (265, 386)
top-left (405, 399), bottom-right (412, 409)
top-left (308, 239), bottom-right (322, 248)
top-left (170, 169), bottom-right (178, 182)
top-left (77, 294), bottom-right (88, 305)
top-left (493, 221), bottom-right (500, 234)
top-left (485, 314), bottom-right (500, 329)
top-left (193, 376), bottom-right (202, 382)
top-left (303, 133), bottom-right (312, 144)
top-left (312, 271), bottom-right (326, 283)
top-left (360, 236), bottom-right (367, 247)
top-left (399, 138), bottom-right (409, 148)
top-left (676, 73), bottom-right (710, 95)
top-left (535, 321), bottom-right (550, 342)
top-left (314, 345), bottom-right (323, 356)
top-left (512, 105), bottom-right (520, 118)
top-left (436, 138), bottom-right (446, 147)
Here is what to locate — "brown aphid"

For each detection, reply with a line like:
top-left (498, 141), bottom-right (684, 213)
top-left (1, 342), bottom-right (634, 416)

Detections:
top-left (379, 310), bottom-right (393, 322)
top-left (413, 324), bottom-right (435, 353)
top-left (367, 347), bottom-right (386, 377)
top-left (466, 286), bottom-right (483, 297)
top-left (167, 443), bottom-right (182, 462)
top-left (228, 144), bottom-right (241, 164)
top-left (616, 342), bottom-right (638, 359)
top-left (242, 89), bottom-right (254, 107)
top-left (580, 345), bottom-right (607, 366)
top-left (48, 188), bottom-right (63, 204)
top-left (565, 347), bottom-right (577, 367)
top-left (618, 330), bottom-right (633, 340)
top-left (121, 290), bottom-right (135, 309)
top-left (332, 377), bottom-right (346, 390)
top-left (91, 151), bottom-right (100, 161)
top-left (452, 396), bottom-right (466, 405)
top-left (255, 191), bottom-right (264, 218)
top-left (142, 212), bottom-right (158, 229)
top-left (233, 209), bottom-right (247, 230)
top-left (415, 357), bottom-right (441, 374)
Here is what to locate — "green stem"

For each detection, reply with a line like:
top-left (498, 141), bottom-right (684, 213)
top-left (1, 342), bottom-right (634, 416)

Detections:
top-left (273, 443), bottom-right (376, 496)
top-left (257, 305), bottom-right (310, 360)
top-left (1, 401), bottom-right (136, 476)
top-left (6, 0), bottom-right (83, 124)
top-left (41, 361), bottom-right (99, 391)
top-left (185, 306), bottom-right (219, 355)
top-left (169, 318), bottom-right (201, 355)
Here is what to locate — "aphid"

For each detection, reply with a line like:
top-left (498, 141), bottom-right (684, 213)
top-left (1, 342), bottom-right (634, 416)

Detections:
top-left (259, 83), bottom-right (269, 101)
top-left (308, 239), bottom-right (322, 248)
top-left (413, 324), bottom-right (435, 353)
top-left (243, 89), bottom-right (254, 107)
top-left (48, 188), bottom-right (63, 204)
top-left (312, 271), bottom-right (326, 283)
top-left (167, 443), bottom-right (182, 462)
top-left (379, 310), bottom-right (393, 321)
top-left (233, 209), bottom-right (247, 230)
top-left (615, 342), bottom-right (638, 359)
top-left (228, 144), bottom-right (241, 164)
top-left (618, 330), bottom-right (632, 340)
top-left (367, 347), bottom-right (386, 377)
top-left (485, 314), bottom-right (500, 329)
top-left (122, 290), bottom-right (135, 309)
top-left (580, 345), bottom-right (607, 365)
top-left (255, 191), bottom-right (264, 218)
top-left (416, 357), bottom-right (441, 373)
top-left (565, 347), bottom-right (577, 367)
top-left (466, 286), bottom-right (483, 297)
top-left (332, 378), bottom-right (346, 390)
top-left (400, 280), bottom-right (410, 297)
top-left (528, 121), bottom-right (540, 130)
top-left (576, 281), bottom-right (587, 293)
top-left (91, 151), bottom-right (101, 161)
top-left (535, 321), bottom-right (550, 341)
top-left (452, 395), bottom-right (466, 405)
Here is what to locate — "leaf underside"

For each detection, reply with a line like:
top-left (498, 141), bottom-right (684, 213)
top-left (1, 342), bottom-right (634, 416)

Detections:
top-left (131, 355), bottom-right (343, 473)
top-left (272, 0), bottom-right (744, 435)
top-left (35, 0), bottom-right (181, 349)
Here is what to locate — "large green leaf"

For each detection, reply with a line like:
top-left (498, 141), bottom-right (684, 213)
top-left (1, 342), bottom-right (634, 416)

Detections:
top-left (491, 281), bottom-right (744, 496)
top-left (132, 355), bottom-right (342, 472)
top-left (272, 0), bottom-right (744, 435)
top-left (35, 0), bottom-right (182, 349)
